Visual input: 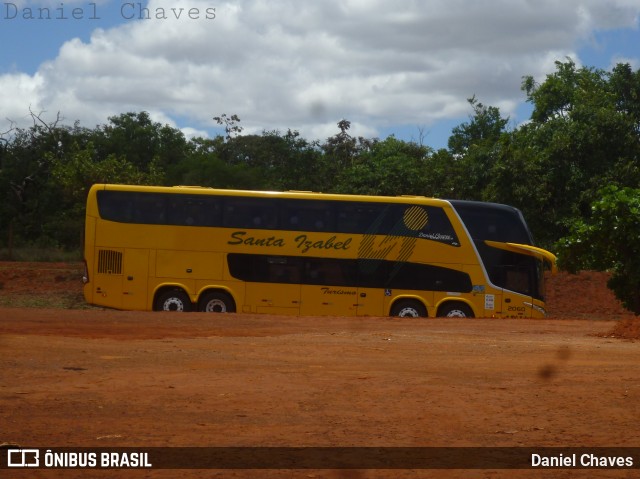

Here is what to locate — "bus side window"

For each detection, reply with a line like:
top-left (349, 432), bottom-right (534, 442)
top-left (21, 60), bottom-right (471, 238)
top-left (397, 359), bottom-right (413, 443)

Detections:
top-left (135, 194), bottom-right (166, 224)
top-left (303, 258), bottom-right (357, 287)
top-left (166, 195), bottom-right (222, 227)
top-left (267, 256), bottom-right (301, 284)
top-left (417, 207), bottom-right (459, 245)
top-left (280, 200), bottom-right (334, 232)
top-left (335, 203), bottom-right (392, 235)
top-left (224, 198), bottom-right (277, 229)
top-left (97, 191), bottom-right (135, 223)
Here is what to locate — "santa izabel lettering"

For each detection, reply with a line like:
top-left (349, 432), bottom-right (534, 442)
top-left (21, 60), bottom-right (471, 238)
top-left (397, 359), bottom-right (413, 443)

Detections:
top-left (227, 231), bottom-right (353, 254)
top-left (227, 231), bottom-right (286, 248)
top-left (294, 234), bottom-right (352, 254)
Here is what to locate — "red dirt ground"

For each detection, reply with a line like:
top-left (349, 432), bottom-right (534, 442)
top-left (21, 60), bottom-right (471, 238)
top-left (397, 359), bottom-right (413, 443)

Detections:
top-left (1, 262), bottom-right (639, 478)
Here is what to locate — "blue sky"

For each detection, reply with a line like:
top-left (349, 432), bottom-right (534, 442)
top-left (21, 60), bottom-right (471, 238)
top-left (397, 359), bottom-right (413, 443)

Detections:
top-left (1, 1), bottom-right (639, 149)
top-left (1, 3), bottom-right (121, 74)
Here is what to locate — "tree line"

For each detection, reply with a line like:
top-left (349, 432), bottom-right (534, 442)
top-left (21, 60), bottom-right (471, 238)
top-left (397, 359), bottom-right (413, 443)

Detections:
top-left (1, 60), bottom-right (639, 312)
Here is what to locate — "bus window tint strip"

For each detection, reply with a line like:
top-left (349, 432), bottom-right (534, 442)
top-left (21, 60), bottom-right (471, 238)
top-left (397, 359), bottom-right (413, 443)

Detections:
top-left (96, 190), bottom-right (460, 246)
top-left (228, 253), bottom-right (473, 292)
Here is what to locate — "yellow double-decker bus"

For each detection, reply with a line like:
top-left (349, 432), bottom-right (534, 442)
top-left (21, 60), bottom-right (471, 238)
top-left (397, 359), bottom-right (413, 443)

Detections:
top-left (83, 184), bottom-right (556, 318)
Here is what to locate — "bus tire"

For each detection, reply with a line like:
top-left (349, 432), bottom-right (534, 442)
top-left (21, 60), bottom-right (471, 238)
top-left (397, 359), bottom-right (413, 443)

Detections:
top-left (199, 291), bottom-right (236, 313)
top-left (391, 300), bottom-right (427, 318)
top-left (438, 302), bottom-right (474, 318)
top-left (155, 289), bottom-right (192, 312)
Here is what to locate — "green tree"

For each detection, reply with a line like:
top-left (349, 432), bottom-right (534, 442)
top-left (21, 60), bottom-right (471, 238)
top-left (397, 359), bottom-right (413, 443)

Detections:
top-left (322, 120), bottom-right (377, 181)
top-left (0, 110), bottom-right (175, 252)
top-left (335, 136), bottom-right (433, 196)
top-left (93, 111), bottom-right (188, 180)
top-left (521, 60), bottom-right (640, 198)
top-left (213, 113), bottom-right (243, 141)
top-left (448, 96), bottom-right (509, 156)
top-left (490, 60), bottom-right (640, 246)
top-left (176, 136), bottom-right (267, 190)
top-left (446, 96), bottom-right (510, 200)
top-left (557, 186), bottom-right (640, 314)
top-left (46, 141), bottom-right (164, 248)
top-left (260, 129), bottom-right (325, 191)
top-left (197, 129), bottom-right (325, 191)
top-left (0, 111), bottom-right (81, 250)
top-left (484, 128), bottom-right (553, 245)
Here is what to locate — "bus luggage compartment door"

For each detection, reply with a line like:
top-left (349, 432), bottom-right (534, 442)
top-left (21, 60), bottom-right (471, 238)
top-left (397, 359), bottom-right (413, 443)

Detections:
top-left (355, 288), bottom-right (384, 317)
top-left (93, 247), bottom-right (124, 309)
top-left (246, 282), bottom-right (301, 315)
top-left (122, 248), bottom-right (149, 310)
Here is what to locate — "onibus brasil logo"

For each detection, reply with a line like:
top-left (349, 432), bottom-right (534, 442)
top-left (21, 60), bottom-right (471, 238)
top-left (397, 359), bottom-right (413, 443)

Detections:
top-left (5, 448), bottom-right (152, 469)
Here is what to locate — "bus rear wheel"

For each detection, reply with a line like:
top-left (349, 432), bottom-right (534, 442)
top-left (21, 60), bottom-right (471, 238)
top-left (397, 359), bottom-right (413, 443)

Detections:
top-left (438, 302), bottom-right (474, 318)
top-left (155, 289), bottom-right (192, 312)
top-left (199, 291), bottom-right (236, 313)
top-left (391, 300), bottom-right (427, 318)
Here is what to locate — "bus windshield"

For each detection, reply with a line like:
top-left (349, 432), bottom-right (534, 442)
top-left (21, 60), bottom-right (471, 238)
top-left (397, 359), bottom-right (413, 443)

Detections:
top-left (450, 200), bottom-right (547, 301)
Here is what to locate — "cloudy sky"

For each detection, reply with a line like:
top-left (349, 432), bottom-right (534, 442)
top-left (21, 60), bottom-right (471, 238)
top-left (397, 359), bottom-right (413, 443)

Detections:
top-left (1, 0), bottom-right (639, 148)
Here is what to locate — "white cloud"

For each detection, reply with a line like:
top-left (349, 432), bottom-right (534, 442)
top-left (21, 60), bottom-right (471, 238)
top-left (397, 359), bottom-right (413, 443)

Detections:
top-left (0, 71), bottom-right (45, 122)
top-left (610, 55), bottom-right (640, 70)
top-left (1, 0), bottom-right (639, 143)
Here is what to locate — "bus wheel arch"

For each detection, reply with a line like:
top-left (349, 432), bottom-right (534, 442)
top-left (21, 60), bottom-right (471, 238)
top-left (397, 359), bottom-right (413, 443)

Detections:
top-left (198, 290), bottom-right (236, 313)
top-left (390, 299), bottom-right (428, 318)
top-left (437, 301), bottom-right (475, 318)
top-left (154, 287), bottom-right (193, 312)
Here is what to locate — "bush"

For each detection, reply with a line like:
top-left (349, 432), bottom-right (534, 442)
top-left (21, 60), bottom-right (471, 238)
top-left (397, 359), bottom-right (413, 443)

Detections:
top-left (557, 186), bottom-right (640, 314)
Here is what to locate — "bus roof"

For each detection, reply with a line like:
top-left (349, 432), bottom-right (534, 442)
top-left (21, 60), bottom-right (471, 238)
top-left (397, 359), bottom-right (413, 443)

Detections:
top-left (92, 184), bottom-right (454, 208)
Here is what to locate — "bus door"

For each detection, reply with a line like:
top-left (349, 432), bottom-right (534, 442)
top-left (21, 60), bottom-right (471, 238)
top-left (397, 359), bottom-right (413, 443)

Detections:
top-left (355, 287), bottom-right (384, 316)
top-left (121, 248), bottom-right (149, 310)
top-left (497, 264), bottom-right (534, 318)
top-left (355, 260), bottom-right (389, 317)
top-left (244, 256), bottom-right (301, 314)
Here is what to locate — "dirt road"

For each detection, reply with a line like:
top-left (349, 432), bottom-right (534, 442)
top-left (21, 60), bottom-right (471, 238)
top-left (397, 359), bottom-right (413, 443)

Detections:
top-left (1, 263), bottom-right (639, 478)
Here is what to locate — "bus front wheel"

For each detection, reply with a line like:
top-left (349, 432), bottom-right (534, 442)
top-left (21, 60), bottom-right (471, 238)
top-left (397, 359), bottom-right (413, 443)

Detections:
top-left (391, 300), bottom-right (427, 318)
top-left (199, 291), bottom-right (236, 313)
top-left (438, 302), bottom-right (474, 318)
top-left (155, 289), bottom-right (192, 312)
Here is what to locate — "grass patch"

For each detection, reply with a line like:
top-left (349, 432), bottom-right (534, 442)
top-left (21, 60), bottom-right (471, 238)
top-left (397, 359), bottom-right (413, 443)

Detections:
top-left (0, 247), bottom-right (82, 262)
top-left (0, 292), bottom-right (91, 309)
